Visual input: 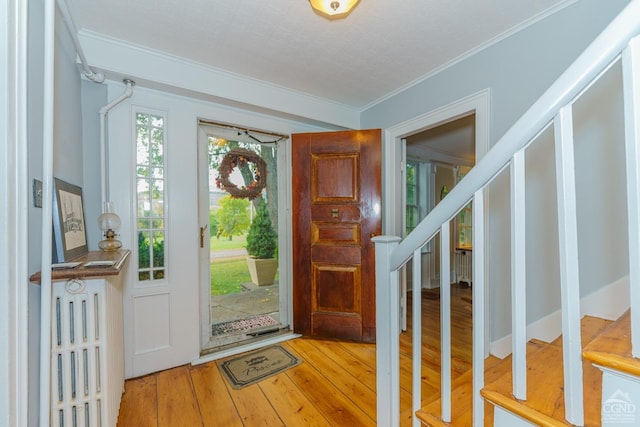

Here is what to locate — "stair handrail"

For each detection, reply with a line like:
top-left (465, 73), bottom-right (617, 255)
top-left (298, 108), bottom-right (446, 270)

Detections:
top-left (388, 0), bottom-right (640, 272)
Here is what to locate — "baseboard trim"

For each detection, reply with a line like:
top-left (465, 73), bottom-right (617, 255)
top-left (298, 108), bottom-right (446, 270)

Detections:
top-left (490, 275), bottom-right (629, 359)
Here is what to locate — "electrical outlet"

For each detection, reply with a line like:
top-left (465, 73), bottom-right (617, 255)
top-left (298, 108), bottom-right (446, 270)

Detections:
top-left (33, 179), bottom-right (43, 208)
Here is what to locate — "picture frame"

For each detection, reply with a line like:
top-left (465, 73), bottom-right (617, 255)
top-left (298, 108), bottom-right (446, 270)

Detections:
top-left (52, 178), bottom-right (88, 262)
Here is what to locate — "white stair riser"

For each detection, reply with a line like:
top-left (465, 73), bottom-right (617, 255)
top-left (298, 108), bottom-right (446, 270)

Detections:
top-left (597, 365), bottom-right (640, 427)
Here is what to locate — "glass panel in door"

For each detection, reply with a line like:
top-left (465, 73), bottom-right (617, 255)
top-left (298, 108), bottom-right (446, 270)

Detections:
top-left (200, 129), bottom-right (285, 352)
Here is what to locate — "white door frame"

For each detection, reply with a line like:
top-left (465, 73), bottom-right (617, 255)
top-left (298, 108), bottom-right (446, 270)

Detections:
top-left (383, 89), bottom-right (491, 347)
top-left (1, 0), bottom-right (29, 423)
top-left (195, 124), bottom-right (294, 358)
top-left (197, 126), bottom-right (212, 349)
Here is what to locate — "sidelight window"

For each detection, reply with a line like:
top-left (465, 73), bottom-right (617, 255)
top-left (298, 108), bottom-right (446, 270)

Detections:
top-left (135, 112), bottom-right (166, 281)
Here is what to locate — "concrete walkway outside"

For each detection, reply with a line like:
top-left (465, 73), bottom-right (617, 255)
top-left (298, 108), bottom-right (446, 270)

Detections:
top-left (210, 281), bottom-right (279, 325)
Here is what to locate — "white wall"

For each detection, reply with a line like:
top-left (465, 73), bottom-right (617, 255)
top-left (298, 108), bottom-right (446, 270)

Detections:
top-left (361, 0), bottom-right (630, 341)
top-left (27, 0), bottom-right (44, 276)
top-left (573, 62), bottom-right (627, 296)
top-left (28, 1), bottom-right (85, 270)
top-left (81, 80), bottom-right (108, 249)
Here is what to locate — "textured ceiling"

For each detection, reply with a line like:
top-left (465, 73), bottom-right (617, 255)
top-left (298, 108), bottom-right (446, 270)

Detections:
top-left (65, 0), bottom-right (573, 110)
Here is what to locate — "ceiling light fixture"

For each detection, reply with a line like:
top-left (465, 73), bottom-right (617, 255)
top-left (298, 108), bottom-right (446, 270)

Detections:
top-left (309, 0), bottom-right (360, 18)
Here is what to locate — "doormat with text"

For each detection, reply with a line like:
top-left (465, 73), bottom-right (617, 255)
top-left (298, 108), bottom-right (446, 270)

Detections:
top-left (211, 314), bottom-right (279, 337)
top-left (219, 345), bottom-right (301, 389)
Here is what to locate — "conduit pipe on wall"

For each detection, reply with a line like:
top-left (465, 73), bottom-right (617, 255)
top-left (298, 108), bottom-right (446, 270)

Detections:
top-left (100, 79), bottom-right (135, 208)
top-left (55, 0), bottom-right (104, 83)
top-left (40, 0), bottom-right (56, 424)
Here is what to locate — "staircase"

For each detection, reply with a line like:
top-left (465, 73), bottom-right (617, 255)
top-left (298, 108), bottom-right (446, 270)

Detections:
top-left (373, 1), bottom-right (640, 425)
top-left (417, 313), bottom-right (640, 426)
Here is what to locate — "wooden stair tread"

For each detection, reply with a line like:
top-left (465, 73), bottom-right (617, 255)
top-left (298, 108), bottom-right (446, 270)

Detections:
top-left (583, 310), bottom-right (640, 377)
top-left (481, 346), bottom-right (603, 426)
top-left (480, 316), bottom-right (611, 426)
top-left (551, 315), bottom-right (613, 348)
top-left (483, 343), bottom-right (610, 424)
top-left (416, 345), bottom-right (545, 426)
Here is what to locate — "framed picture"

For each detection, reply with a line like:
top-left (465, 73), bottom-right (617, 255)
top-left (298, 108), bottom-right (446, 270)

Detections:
top-left (52, 178), bottom-right (88, 262)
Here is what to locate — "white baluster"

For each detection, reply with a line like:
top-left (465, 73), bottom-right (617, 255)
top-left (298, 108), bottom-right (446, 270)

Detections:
top-left (412, 248), bottom-right (422, 427)
top-left (554, 105), bottom-right (583, 425)
top-left (472, 190), bottom-right (485, 426)
top-left (623, 35), bottom-right (640, 357)
top-left (511, 150), bottom-right (527, 400)
top-left (440, 223), bottom-right (451, 422)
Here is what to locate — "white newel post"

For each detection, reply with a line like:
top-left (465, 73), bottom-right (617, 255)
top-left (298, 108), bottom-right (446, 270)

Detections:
top-left (373, 235), bottom-right (401, 427)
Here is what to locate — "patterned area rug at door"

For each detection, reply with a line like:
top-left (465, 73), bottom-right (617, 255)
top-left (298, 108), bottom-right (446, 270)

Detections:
top-left (219, 345), bottom-right (301, 389)
top-left (211, 314), bottom-right (279, 336)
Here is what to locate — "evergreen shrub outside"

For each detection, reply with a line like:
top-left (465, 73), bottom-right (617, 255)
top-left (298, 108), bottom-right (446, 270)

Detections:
top-left (245, 202), bottom-right (277, 259)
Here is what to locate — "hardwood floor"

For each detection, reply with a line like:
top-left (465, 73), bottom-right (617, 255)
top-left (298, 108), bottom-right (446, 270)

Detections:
top-left (117, 284), bottom-right (473, 426)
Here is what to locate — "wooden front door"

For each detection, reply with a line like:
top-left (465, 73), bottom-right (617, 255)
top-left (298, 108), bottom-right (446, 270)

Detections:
top-left (292, 129), bottom-right (381, 342)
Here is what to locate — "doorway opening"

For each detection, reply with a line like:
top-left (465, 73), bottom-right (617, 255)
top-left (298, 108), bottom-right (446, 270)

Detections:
top-left (401, 113), bottom-right (477, 370)
top-left (401, 112), bottom-right (476, 372)
top-left (384, 88), bottom-right (490, 353)
top-left (403, 114), bottom-right (476, 291)
top-left (198, 123), bottom-right (289, 354)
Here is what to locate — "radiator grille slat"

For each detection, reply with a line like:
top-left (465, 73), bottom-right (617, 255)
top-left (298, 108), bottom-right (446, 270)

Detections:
top-left (95, 347), bottom-right (101, 392)
top-left (83, 349), bottom-right (89, 397)
top-left (94, 293), bottom-right (100, 340)
top-left (69, 302), bottom-right (75, 344)
top-left (57, 354), bottom-right (63, 402)
top-left (56, 298), bottom-right (62, 346)
top-left (70, 351), bottom-right (76, 399)
top-left (72, 405), bottom-right (77, 427)
top-left (82, 301), bottom-right (87, 343)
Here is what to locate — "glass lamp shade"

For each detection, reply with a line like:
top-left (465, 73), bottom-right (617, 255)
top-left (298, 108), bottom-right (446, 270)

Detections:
top-left (97, 206), bottom-right (122, 252)
top-left (97, 211), bottom-right (121, 233)
top-left (309, 0), bottom-right (360, 18)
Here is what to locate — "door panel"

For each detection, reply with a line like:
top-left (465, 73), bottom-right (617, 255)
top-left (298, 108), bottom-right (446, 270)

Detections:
top-left (292, 129), bottom-right (381, 342)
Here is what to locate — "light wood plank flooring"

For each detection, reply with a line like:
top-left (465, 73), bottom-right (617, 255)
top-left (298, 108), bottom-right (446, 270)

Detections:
top-left (117, 284), bottom-right (473, 426)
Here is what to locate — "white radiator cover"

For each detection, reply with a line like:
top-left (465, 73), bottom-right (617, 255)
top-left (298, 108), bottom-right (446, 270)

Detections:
top-left (455, 249), bottom-right (473, 284)
top-left (51, 276), bottom-right (124, 426)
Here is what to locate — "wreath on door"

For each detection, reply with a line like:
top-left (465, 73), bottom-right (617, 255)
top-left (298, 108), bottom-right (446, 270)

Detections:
top-left (215, 148), bottom-right (267, 200)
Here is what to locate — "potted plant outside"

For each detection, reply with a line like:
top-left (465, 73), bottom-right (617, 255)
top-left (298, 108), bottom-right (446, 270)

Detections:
top-left (245, 202), bottom-right (278, 286)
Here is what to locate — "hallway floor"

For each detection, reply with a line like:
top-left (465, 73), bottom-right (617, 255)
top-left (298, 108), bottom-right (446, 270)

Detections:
top-left (118, 284), bottom-right (473, 426)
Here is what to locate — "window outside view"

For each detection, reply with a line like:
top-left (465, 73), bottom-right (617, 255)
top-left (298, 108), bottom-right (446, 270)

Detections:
top-left (136, 112), bottom-right (165, 281)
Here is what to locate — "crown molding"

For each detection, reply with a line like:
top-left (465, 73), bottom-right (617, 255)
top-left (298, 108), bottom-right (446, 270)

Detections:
top-left (362, 0), bottom-right (579, 111)
top-left (78, 30), bottom-right (360, 129)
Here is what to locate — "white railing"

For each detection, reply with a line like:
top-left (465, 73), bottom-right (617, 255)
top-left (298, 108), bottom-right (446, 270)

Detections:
top-left (374, 1), bottom-right (640, 425)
